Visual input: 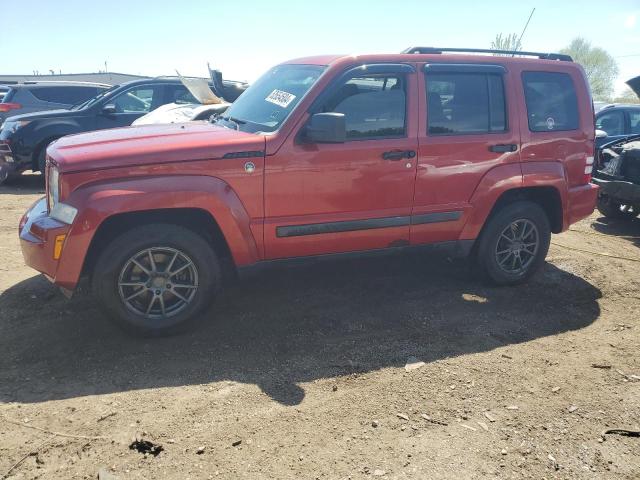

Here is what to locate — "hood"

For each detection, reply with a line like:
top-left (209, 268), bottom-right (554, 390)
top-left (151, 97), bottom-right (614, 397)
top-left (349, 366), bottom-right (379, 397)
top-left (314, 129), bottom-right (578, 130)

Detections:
top-left (48, 122), bottom-right (264, 173)
top-left (4, 108), bottom-right (73, 123)
top-left (626, 76), bottom-right (640, 98)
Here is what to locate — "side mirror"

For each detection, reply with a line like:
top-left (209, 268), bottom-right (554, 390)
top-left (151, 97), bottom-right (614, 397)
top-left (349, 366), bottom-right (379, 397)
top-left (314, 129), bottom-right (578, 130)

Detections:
top-left (102, 104), bottom-right (117, 115)
top-left (595, 129), bottom-right (608, 139)
top-left (305, 113), bottom-right (346, 143)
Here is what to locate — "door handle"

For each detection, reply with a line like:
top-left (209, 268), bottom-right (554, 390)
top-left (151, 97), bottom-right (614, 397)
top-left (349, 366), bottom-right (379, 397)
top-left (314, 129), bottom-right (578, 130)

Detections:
top-left (489, 144), bottom-right (518, 153)
top-left (382, 150), bottom-right (416, 161)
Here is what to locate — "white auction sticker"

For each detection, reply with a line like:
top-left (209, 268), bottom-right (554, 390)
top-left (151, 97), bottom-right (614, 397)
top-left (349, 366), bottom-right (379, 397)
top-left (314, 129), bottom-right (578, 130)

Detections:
top-left (265, 89), bottom-right (296, 108)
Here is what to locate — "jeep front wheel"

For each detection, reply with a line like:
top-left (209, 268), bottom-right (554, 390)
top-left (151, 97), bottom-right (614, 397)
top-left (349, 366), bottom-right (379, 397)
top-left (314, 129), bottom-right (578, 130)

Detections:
top-left (92, 224), bottom-right (220, 336)
top-left (476, 201), bottom-right (551, 285)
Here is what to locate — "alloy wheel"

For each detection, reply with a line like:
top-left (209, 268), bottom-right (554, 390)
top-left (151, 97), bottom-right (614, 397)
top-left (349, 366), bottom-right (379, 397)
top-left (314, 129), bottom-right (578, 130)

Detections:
top-left (118, 247), bottom-right (199, 319)
top-left (494, 219), bottom-right (539, 275)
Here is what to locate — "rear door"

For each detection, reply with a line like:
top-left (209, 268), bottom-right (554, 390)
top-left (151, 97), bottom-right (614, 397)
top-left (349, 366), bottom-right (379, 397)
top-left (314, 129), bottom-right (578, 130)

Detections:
top-left (163, 84), bottom-right (199, 105)
top-left (412, 63), bottom-right (520, 245)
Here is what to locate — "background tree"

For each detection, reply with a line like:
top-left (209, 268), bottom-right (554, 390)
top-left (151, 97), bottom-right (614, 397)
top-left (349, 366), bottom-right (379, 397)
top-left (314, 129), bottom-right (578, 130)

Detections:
top-left (612, 87), bottom-right (640, 104)
top-left (491, 33), bottom-right (522, 54)
top-left (560, 38), bottom-right (618, 101)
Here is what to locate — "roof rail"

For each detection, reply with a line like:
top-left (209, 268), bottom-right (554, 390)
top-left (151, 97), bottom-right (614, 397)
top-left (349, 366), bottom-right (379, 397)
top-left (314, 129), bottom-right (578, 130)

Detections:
top-left (19, 80), bottom-right (112, 86)
top-left (402, 47), bottom-right (573, 62)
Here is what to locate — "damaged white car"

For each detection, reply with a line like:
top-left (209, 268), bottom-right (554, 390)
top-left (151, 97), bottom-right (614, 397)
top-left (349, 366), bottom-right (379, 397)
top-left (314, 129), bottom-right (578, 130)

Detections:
top-left (133, 70), bottom-right (246, 125)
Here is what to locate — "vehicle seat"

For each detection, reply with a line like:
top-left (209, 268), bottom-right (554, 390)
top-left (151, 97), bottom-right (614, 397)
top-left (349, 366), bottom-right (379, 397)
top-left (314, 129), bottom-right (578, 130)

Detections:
top-left (325, 84), bottom-right (359, 112)
top-left (428, 92), bottom-right (446, 124)
top-left (334, 89), bottom-right (405, 135)
top-left (600, 116), bottom-right (622, 135)
top-left (449, 78), bottom-right (487, 132)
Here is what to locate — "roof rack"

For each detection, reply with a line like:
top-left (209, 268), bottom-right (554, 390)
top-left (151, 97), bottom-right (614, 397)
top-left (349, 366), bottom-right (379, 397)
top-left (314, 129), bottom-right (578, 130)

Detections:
top-left (402, 47), bottom-right (573, 62)
top-left (19, 80), bottom-right (112, 86)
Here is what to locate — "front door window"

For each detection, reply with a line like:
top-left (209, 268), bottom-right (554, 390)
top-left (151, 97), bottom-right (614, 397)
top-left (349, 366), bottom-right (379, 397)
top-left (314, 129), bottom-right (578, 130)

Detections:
top-left (111, 87), bottom-right (158, 113)
top-left (322, 74), bottom-right (407, 139)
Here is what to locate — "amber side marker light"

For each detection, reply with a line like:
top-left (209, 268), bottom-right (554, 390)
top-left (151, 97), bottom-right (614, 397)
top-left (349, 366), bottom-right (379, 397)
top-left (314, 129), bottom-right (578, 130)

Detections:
top-left (53, 234), bottom-right (66, 260)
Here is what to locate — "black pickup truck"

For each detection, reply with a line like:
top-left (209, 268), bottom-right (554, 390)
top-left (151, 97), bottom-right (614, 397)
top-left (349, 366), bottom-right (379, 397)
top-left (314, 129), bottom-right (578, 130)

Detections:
top-left (592, 76), bottom-right (640, 220)
top-left (593, 135), bottom-right (640, 219)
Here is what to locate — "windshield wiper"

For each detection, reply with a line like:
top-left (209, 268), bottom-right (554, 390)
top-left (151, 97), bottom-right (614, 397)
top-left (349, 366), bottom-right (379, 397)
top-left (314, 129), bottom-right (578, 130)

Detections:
top-left (221, 115), bottom-right (245, 130)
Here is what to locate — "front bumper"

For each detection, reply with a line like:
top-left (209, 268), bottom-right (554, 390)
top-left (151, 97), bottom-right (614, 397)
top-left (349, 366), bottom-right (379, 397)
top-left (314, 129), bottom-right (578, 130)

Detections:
top-left (592, 177), bottom-right (640, 204)
top-left (19, 197), bottom-right (71, 285)
top-left (566, 183), bottom-right (599, 227)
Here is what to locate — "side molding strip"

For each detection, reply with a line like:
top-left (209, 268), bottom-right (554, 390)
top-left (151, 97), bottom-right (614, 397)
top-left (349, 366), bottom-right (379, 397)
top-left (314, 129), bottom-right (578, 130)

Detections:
top-left (411, 210), bottom-right (462, 225)
top-left (222, 151), bottom-right (265, 159)
top-left (277, 216), bottom-right (409, 238)
top-left (276, 211), bottom-right (463, 238)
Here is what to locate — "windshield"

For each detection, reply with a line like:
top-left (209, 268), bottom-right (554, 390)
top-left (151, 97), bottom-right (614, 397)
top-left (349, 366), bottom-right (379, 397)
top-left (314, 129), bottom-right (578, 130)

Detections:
top-left (215, 64), bottom-right (326, 133)
top-left (71, 84), bottom-right (120, 110)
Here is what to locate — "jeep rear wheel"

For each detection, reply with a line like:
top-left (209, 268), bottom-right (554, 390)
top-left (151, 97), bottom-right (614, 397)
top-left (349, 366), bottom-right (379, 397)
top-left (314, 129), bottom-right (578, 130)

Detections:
top-left (92, 224), bottom-right (220, 336)
top-left (476, 201), bottom-right (551, 285)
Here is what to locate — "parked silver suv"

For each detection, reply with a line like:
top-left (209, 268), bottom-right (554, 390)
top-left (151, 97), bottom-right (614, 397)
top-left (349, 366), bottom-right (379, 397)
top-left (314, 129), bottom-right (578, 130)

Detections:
top-left (0, 81), bottom-right (109, 123)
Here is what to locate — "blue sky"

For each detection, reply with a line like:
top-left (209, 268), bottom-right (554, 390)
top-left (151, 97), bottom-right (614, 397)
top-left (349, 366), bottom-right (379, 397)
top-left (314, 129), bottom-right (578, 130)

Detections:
top-left (2, 0), bottom-right (639, 94)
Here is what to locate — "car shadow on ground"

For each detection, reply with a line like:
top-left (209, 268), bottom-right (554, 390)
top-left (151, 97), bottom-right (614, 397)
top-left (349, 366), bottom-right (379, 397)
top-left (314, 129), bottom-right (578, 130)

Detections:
top-left (0, 172), bottom-right (44, 196)
top-left (590, 215), bottom-right (640, 249)
top-left (0, 253), bottom-right (601, 406)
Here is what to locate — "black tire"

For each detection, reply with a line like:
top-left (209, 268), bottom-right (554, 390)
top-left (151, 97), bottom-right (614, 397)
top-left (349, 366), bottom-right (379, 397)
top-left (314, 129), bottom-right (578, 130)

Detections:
top-left (36, 138), bottom-right (60, 173)
top-left (92, 224), bottom-right (221, 336)
top-left (596, 194), bottom-right (638, 219)
top-left (37, 146), bottom-right (47, 173)
top-left (476, 201), bottom-right (551, 286)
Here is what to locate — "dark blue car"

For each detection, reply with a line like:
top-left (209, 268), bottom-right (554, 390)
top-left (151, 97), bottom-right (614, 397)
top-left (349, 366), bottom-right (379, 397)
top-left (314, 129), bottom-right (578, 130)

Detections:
top-left (595, 76), bottom-right (640, 148)
top-left (0, 76), bottom-right (247, 183)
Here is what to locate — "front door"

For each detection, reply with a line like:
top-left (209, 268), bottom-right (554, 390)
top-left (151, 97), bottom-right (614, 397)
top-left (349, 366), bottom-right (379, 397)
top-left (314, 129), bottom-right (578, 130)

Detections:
top-left (264, 64), bottom-right (419, 259)
top-left (94, 84), bottom-right (164, 129)
top-left (595, 109), bottom-right (627, 148)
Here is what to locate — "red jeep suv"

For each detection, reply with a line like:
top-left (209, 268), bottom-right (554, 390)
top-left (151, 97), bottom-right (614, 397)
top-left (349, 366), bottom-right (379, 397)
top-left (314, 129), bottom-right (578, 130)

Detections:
top-left (19, 47), bottom-right (598, 335)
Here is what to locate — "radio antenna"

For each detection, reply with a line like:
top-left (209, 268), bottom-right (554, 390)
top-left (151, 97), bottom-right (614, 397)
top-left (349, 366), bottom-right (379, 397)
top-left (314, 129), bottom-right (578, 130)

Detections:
top-left (513, 7), bottom-right (536, 57)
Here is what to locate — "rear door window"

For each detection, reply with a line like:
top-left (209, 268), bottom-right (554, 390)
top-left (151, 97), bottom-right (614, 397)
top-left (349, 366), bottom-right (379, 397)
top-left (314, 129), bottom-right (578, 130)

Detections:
top-left (1, 88), bottom-right (15, 103)
top-left (165, 84), bottom-right (198, 104)
top-left (522, 72), bottom-right (579, 132)
top-left (425, 72), bottom-right (507, 135)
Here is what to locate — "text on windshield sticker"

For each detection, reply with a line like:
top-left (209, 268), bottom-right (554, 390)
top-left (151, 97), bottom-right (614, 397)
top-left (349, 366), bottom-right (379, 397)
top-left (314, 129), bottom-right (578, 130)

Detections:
top-left (265, 89), bottom-right (296, 108)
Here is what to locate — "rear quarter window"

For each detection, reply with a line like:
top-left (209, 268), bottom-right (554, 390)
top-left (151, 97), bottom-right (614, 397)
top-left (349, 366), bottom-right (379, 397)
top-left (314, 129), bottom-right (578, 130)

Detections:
top-left (522, 71), bottom-right (579, 132)
top-left (1, 88), bottom-right (16, 103)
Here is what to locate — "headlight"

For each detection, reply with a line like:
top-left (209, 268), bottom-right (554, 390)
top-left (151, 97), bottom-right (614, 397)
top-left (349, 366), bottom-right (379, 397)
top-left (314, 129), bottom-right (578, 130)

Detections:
top-left (50, 202), bottom-right (78, 224)
top-left (47, 166), bottom-right (59, 210)
top-left (1, 120), bottom-right (31, 134)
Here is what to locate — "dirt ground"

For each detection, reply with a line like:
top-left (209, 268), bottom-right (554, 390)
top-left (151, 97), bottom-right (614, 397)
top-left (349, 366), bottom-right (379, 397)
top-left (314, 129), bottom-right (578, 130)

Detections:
top-left (0, 173), bottom-right (638, 480)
